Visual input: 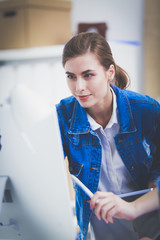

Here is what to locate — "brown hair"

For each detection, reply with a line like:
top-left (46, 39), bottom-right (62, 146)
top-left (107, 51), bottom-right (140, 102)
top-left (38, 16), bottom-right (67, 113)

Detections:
top-left (62, 32), bottom-right (130, 89)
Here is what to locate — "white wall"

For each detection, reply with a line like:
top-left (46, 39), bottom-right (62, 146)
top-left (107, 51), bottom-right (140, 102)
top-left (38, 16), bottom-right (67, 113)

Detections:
top-left (71, 0), bottom-right (144, 42)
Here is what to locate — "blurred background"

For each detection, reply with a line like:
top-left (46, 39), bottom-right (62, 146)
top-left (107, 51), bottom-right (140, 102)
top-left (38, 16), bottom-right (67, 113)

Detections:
top-left (0, 0), bottom-right (159, 103)
top-left (0, 1), bottom-right (160, 238)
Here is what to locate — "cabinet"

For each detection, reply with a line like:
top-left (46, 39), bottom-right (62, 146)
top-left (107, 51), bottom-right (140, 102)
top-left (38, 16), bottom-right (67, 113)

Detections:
top-left (0, 0), bottom-right (72, 50)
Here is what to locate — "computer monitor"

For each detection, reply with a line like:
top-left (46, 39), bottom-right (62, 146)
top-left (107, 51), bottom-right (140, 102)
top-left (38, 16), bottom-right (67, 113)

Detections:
top-left (0, 105), bottom-right (76, 240)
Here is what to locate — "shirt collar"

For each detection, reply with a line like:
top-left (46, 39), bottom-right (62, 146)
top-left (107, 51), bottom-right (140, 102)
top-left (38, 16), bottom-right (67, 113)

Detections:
top-left (87, 88), bottom-right (118, 131)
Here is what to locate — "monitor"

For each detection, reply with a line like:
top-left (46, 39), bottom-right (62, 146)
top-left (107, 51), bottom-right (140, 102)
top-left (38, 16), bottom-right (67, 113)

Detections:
top-left (0, 105), bottom-right (76, 240)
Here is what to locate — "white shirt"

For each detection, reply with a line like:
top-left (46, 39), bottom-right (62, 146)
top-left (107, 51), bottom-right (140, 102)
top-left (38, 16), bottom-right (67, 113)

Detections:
top-left (87, 89), bottom-right (138, 240)
top-left (87, 88), bottom-right (136, 195)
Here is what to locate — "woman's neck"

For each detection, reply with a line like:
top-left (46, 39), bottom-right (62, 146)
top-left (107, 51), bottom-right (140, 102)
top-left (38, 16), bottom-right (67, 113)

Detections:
top-left (86, 90), bottom-right (113, 129)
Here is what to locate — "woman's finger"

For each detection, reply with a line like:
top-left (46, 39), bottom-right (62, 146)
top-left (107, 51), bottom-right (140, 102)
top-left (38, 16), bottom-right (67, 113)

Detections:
top-left (101, 202), bottom-right (115, 224)
top-left (94, 198), bottom-right (113, 220)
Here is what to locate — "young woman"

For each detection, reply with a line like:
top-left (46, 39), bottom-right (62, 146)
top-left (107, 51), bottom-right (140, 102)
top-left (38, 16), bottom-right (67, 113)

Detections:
top-left (56, 32), bottom-right (160, 240)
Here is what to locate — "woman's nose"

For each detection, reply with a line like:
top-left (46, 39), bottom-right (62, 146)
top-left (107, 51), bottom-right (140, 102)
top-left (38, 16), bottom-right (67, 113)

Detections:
top-left (76, 78), bottom-right (86, 92)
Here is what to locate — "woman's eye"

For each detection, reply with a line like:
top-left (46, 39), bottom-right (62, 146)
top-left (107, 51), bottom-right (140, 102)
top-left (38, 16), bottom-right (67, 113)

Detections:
top-left (84, 73), bottom-right (94, 78)
top-left (67, 74), bottom-right (75, 79)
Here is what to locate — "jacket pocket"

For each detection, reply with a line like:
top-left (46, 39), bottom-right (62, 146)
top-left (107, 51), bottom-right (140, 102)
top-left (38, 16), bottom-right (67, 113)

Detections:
top-left (67, 132), bottom-right (91, 149)
top-left (69, 160), bottom-right (83, 176)
top-left (69, 161), bottom-right (83, 193)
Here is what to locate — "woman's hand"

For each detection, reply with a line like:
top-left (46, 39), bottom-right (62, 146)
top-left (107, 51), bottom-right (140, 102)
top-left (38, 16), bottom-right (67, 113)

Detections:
top-left (148, 181), bottom-right (157, 188)
top-left (89, 191), bottom-right (137, 224)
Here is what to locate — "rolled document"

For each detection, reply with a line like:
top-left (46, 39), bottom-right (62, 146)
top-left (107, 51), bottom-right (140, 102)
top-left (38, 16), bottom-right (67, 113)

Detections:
top-left (71, 174), bottom-right (153, 199)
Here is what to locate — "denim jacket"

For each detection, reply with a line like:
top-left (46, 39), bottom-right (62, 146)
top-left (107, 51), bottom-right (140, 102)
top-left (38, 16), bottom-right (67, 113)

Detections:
top-left (56, 85), bottom-right (160, 240)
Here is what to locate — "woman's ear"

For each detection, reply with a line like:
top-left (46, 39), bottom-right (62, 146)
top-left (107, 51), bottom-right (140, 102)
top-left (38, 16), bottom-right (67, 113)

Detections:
top-left (107, 64), bottom-right (115, 81)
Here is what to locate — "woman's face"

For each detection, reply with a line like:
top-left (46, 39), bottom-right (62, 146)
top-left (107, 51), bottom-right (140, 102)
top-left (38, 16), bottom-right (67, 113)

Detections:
top-left (64, 52), bottom-right (114, 111)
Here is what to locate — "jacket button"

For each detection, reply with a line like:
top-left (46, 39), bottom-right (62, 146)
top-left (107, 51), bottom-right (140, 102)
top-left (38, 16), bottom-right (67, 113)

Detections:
top-left (130, 166), bottom-right (135, 171)
top-left (118, 138), bottom-right (123, 143)
top-left (69, 166), bottom-right (73, 172)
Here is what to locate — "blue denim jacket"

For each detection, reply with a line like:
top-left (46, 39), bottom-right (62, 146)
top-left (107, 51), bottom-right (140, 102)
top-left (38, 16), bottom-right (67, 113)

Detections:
top-left (56, 85), bottom-right (160, 240)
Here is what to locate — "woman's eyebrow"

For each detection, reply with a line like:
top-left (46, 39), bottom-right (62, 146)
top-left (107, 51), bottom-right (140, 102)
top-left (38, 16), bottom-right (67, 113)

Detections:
top-left (82, 69), bottom-right (95, 74)
top-left (65, 69), bottom-right (95, 75)
top-left (65, 71), bottom-right (74, 75)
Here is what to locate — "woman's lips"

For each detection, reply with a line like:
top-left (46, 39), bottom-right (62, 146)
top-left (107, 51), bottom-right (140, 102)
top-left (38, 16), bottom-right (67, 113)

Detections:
top-left (78, 95), bottom-right (91, 101)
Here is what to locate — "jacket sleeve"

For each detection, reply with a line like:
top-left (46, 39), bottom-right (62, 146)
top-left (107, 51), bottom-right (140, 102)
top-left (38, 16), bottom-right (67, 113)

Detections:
top-left (149, 100), bottom-right (160, 184)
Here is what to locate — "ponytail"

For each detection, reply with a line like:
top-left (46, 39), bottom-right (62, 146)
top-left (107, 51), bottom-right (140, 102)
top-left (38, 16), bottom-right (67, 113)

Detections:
top-left (113, 65), bottom-right (130, 89)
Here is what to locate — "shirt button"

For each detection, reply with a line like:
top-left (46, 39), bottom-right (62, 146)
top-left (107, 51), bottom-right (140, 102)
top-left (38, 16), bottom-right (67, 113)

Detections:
top-left (130, 166), bottom-right (135, 171)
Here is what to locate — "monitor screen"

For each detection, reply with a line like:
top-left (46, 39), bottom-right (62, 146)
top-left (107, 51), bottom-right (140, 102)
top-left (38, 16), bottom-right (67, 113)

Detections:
top-left (0, 105), bottom-right (76, 240)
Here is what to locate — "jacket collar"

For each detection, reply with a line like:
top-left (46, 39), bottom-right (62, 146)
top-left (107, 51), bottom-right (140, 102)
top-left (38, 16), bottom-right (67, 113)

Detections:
top-left (112, 85), bottom-right (137, 133)
top-left (68, 85), bottom-right (137, 135)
